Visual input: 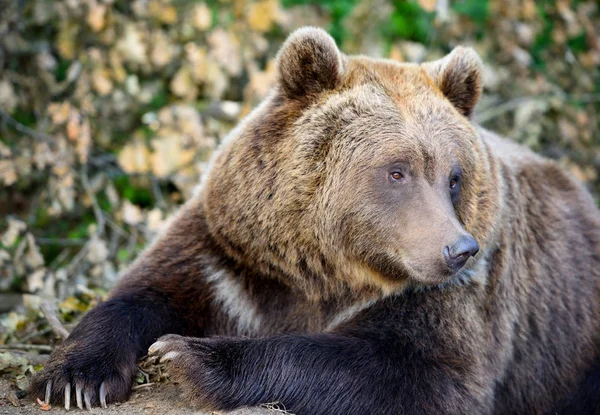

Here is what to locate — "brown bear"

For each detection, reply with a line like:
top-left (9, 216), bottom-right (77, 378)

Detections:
top-left (31, 27), bottom-right (600, 414)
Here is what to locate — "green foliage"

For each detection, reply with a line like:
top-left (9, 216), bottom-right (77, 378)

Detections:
top-left (383, 1), bottom-right (436, 44)
top-left (114, 176), bottom-right (154, 207)
top-left (282, 0), bottom-right (358, 43)
top-left (451, 0), bottom-right (489, 38)
top-left (452, 0), bottom-right (489, 21)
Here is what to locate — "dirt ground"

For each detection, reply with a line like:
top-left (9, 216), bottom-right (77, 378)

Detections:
top-left (0, 377), bottom-right (285, 415)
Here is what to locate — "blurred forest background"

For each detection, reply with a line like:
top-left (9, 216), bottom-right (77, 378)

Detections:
top-left (0, 0), bottom-right (599, 403)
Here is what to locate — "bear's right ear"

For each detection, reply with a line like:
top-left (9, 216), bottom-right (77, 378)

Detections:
top-left (276, 27), bottom-right (344, 100)
top-left (422, 47), bottom-right (483, 118)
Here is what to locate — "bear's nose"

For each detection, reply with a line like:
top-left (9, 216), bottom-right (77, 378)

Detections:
top-left (443, 235), bottom-right (479, 273)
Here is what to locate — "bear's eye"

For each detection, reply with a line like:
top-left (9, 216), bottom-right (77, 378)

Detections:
top-left (389, 171), bottom-right (404, 182)
top-left (449, 177), bottom-right (459, 189)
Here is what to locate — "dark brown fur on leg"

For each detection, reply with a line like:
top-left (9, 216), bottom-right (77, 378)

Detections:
top-left (30, 200), bottom-right (216, 408)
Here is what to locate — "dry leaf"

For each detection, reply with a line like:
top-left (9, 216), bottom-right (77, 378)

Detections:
top-left (0, 160), bottom-right (18, 186)
top-left (6, 390), bottom-right (19, 407)
top-left (207, 29), bottom-right (242, 76)
top-left (92, 68), bottom-right (114, 95)
top-left (88, 236), bottom-right (109, 263)
top-left (0, 141), bottom-right (11, 157)
top-left (150, 31), bottom-right (177, 68)
top-left (117, 24), bottom-right (147, 65)
top-left (122, 200), bottom-right (144, 225)
top-left (0, 79), bottom-right (17, 113)
top-left (25, 233), bottom-right (44, 269)
top-left (56, 20), bottom-right (78, 59)
top-left (1, 218), bottom-right (26, 247)
top-left (27, 269), bottom-right (46, 293)
top-left (247, 0), bottom-right (280, 33)
top-left (417, 0), bottom-right (437, 12)
top-left (192, 3), bottom-right (212, 31)
top-left (170, 65), bottom-right (197, 100)
top-left (118, 139), bottom-right (151, 174)
top-left (36, 397), bottom-right (51, 411)
top-left (48, 102), bottom-right (72, 125)
top-left (87, 2), bottom-right (107, 32)
top-left (150, 135), bottom-right (195, 178)
top-left (147, 208), bottom-right (166, 233)
top-left (149, 1), bottom-right (178, 25)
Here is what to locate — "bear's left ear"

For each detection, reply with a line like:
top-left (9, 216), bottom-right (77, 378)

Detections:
top-left (276, 27), bottom-right (344, 100)
top-left (422, 47), bottom-right (483, 118)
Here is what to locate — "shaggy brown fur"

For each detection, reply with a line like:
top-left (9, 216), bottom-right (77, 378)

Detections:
top-left (32, 27), bottom-right (600, 414)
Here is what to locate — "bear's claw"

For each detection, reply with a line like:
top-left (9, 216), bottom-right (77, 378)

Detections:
top-left (100, 381), bottom-right (107, 408)
top-left (65, 384), bottom-right (70, 410)
top-left (45, 381), bottom-right (51, 406)
top-left (75, 383), bottom-right (83, 409)
top-left (41, 381), bottom-right (108, 410)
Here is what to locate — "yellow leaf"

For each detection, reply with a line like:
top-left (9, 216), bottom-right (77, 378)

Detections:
top-left (247, 0), bottom-right (279, 33)
top-left (0, 141), bottom-right (11, 157)
top-left (25, 233), bottom-right (44, 269)
top-left (122, 200), bottom-right (144, 226)
top-left (66, 111), bottom-right (81, 141)
top-left (170, 65), bottom-right (197, 99)
top-left (150, 135), bottom-right (195, 178)
top-left (417, 0), bottom-right (437, 12)
top-left (192, 3), bottom-right (212, 31)
top-left (60, 296), bottom-right (89, 313)
top-left (149, 1), bottom-right (178, 24)
top-left (57, 21), bottom-right (78, 60)
top-left (116, 24), bottom-right (147, 65)
top-left (0, 80), bottom-right (17, 113)
top-left (207, 29), bottom-right (242, 76)
top-left (118, 139), bottom-right (151, 174)
top-left (1, 218), bottom-right (26, 247)
top-left (150, 32), bottom-right (177, 68)
top-left (92, 69), bottom-right (114, 96)
top-left (87, 2), bottom-right (107, 32)
top-left (0, 160), bottom-right (17, 186)
top-left (87, 236), bottom-right (109, 263)
top-left (76, 119), bottom-right (92, 164)
top-left (48, 102), bottom-right (71, 125)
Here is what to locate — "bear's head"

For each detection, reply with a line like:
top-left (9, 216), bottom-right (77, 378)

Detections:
top-left (203, 28), bottom-right (501, 297)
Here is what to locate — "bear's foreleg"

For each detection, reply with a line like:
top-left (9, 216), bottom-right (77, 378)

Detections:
top-left (30, 202), bottom-right (214, 409)
top-left (30, 290), bottom-right (182, 409)
top-left (150, 331), bottom-right (487, 415)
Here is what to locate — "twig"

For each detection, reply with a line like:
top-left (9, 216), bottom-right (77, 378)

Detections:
top-left (131, 383), bottom-right (155, 390)
top-left (18, 327), bottom-right (51, 343)
top-left (81, 166), bottom-right (106, 237)
top-left (49, 248), bottom-right (71, 269)
top-left (0, 108), bottom-right (55, 146)
top-left (475, 96), bottom-right (540, 124)
top-left (40, 300), bottom-right (70, 340)
top-left (66, 240), bottom-right (89, 275)
top-left (475, 93), bottom-right (600, 125)
top-left (103, 211), bottom-right (130, 237)
top-left (436, 0), bottom-right (449, 21)
top-left (35, 237), bottom-right (86, 246)
top-left (0, 344), bottom-right (53, 352)
top-left (151, 177), bottom-right (167, 209)
top-left (125, 227), bottom-right (139, 260)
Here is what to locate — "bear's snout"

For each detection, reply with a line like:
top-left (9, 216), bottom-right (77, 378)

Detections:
top-left (443, 235), bottom-right (479, 273)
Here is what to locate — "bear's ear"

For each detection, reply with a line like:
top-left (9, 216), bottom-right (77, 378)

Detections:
top-left (423, 47), bottom-right (483, 118)
top-left (276, 27), bottom-right (344, 100)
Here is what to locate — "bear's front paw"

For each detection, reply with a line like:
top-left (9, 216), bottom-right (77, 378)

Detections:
top-left (149, 334), bottom-right (237, 410)
top-left (30, 337), bottom-right (137, 410)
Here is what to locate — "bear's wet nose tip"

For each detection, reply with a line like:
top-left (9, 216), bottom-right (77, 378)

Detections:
top-left (444, 235), bottom-right (479, 272)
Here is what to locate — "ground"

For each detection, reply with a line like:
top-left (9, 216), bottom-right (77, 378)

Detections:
top-left (0, 377), bottom-right (285, 415)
